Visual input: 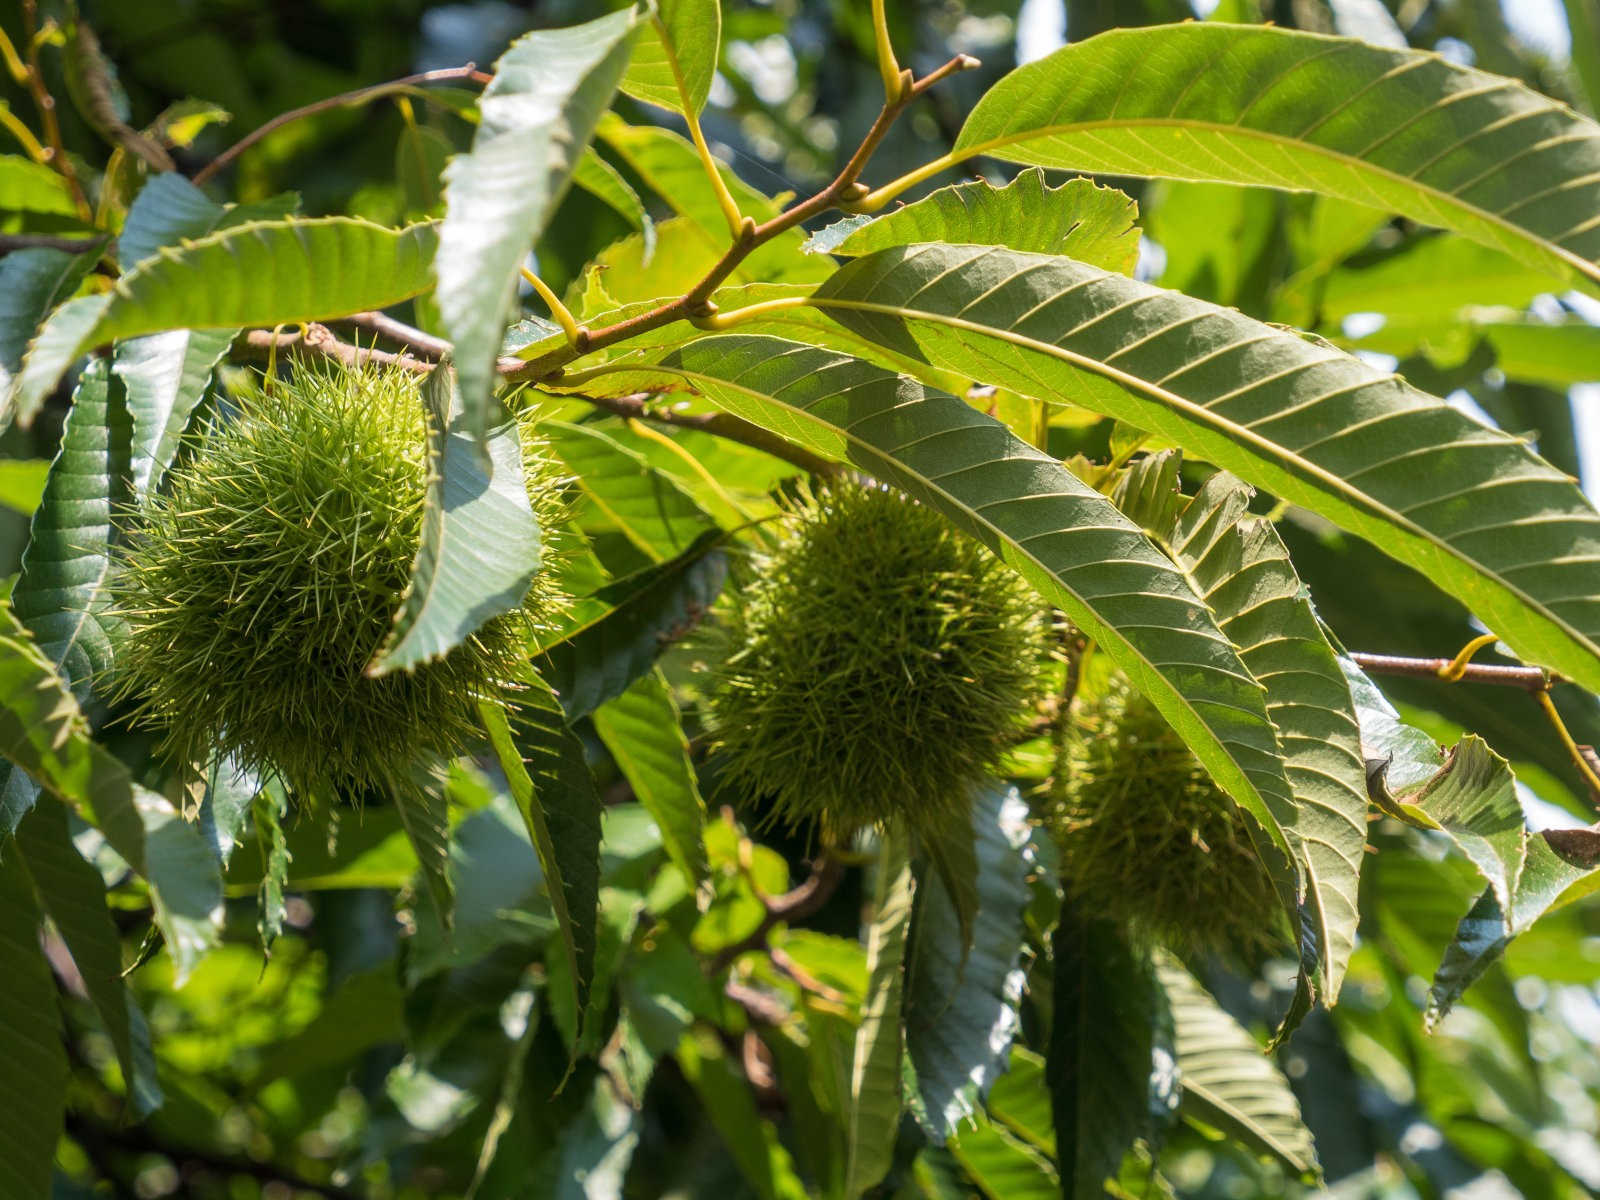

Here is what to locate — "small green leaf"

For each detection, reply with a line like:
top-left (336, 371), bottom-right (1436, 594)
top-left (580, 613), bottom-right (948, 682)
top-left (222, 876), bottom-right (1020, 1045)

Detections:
top-left (621, 0), bottom-right (721, 116)
top-left (592, 668), bottom-right (708, 888)
top-left (907, 783), bottom-right (1033, 1140)
top-left (538, 531), bottom-right (727, 720)
top-left (0, 460), bottom-right (51, 515)
top-left (370, 361), bottom-right (543, 675)
top-left (948, 1118), bottom-right (1060, 1199)
top-left (10, 217), bottom-right (438, 426)
top-left (0, 847), bottom-right (69, 1200)
top-left (545, 419), bottom-right (715, 561)
top-left (814, 169), bottom-right (1139, 273)
top-left (437, 8), bottom-right (641, 445)
top-left (480, 676), bottom-right (601, 1026)
top-left (843, 824), bottom-right (916, 1199)
top-left (1158, 954), bottom-right (1320, 1181)
top-left (986, 1048), bottom-right (1055, 1157)
top-left (252, 788), bottom-right (290, 950)
top-left (0, 154), bottom-right (80, 216)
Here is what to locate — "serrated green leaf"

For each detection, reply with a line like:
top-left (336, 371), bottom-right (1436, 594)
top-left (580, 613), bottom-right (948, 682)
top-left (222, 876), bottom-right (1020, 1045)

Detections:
top-left (198, 753), bottom-right (258, 867)
top-left (480, 677), bottom-right (600, 1027)
top-left (601, 335), bottom-right (1301, 897)
top-left (0, 598), bottom-right (221, 978)
top-left (436, 8), bottom-right (640, 446)
top-left (592, 668), bottom-right (708, 888)
top-left (0, 245), bottom-right (98, 399)
top-left (572, 147), bottom-right (655, 261)
top-left (252, 788), bottom-right (290, 950)
top-left (9, 359), bottom-right (128, 697)
top-left (370, 361), bottom-right (542, 674)
top-left (812, 244), bottom-right (1600, 696)
top-left (12, 796), bottom-right (160, 1115)
top-left (538, 530), bottom-right (727, 720)
top-left (951, 23), bottom-right (1600, 287)
top-left (1116, 455), bottom-right (1368, 1002)
top-left (843, 823), bottom-right (916, 1199)
top-left (10, 217), bottom-right (438, 426)
top-left (1158, 954), bottom-right (1320, 1180)
top-left (1341, 658), bottom-right (1525, 911)
top-left (621, 0), bottom-right (721, 116)
top-left (0, 154), bottom-right (80, 216)
top-left (907, 783), bottom-right (1032, 1140)
top-left (1049, 906), bottom-right (1165, 1198)
top-left (1428, 832), bottom-right (1600, 1028)
top-left (545, 418), bottom-right (715, 561)
top-left (0, 847), bottom-right (68, 1200)
top-left (116, 173), bottom-right (298, 272)
top-left (112, 328), bottom-right (233, 499)
top-left (814, 169), bottom-right (1139, 273)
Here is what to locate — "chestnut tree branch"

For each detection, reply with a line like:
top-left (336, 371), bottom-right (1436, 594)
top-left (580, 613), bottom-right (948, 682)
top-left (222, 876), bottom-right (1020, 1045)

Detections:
top-left (193, 64), bottom-right (493, 186)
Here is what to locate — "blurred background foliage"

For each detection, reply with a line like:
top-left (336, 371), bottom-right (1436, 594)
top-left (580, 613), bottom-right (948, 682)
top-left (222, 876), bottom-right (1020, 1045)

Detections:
top-left (6, 0), bottom-right (1600, 1197)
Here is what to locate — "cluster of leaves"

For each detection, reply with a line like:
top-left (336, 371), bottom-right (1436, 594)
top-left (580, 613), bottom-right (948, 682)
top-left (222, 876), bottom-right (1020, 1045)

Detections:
top-left (3, 1), bottom-right (1600, 1198)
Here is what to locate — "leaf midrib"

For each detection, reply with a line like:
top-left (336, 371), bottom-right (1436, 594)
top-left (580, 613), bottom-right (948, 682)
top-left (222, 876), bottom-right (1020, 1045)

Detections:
top-left (955, 116), bottom-right (1597, 284)
top-left (808, 290), bottom-right (1599, 670)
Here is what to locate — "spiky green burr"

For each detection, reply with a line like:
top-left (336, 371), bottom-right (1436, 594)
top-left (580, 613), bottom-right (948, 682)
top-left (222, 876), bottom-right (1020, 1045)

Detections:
top-left (706, 482), bottom-right (1047, 839)
top-left (1044, 677), bottom-right (1289, 961)
top-left (108, 362), bottom-right (565, 801)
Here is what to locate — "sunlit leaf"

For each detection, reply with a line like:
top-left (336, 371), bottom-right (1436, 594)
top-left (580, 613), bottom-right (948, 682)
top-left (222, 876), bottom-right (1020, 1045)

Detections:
top-left (621, 0), bottom-right (721, 117)
top-left (436, 8), bottom-right (640, 444)
top-left (953, 23), bottom-right (1600, 287)
top-left (813, 244), bottom-right (1600, 695)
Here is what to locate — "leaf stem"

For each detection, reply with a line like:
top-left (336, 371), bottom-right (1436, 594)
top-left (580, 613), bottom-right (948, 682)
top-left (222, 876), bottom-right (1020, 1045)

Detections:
top-left (519, 266), bottom-right (586, 346)
top-left (19, 0), bottom-right (91, 223)
top-left (1436, 631), bottom-right (1501, 681)
top-left (191, 64), bottom-right (492, 187)
top-left (506, 53), bottom-right (977, 386)
top-left (845, 148), bottom-right (968, 214)
top-left (654, 14), bottom-right (745, 238)
top-left (871, 0), bottom-right (906, 102)
top-left (1534, 689), bottom-right (1600, 800)
top-left (0, 26), bottom-right (26, 85)
top-left (687, 294), bottom-right (810, 330)
top-left (0, 101), bottom-right (49, 162)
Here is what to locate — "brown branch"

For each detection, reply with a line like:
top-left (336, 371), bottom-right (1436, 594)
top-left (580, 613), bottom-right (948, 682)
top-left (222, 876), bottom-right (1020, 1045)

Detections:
top-left (20, 0), bottom-right (91, 222)
top-left (709, 856), bottom-right (845, 972)
top-left (1346, 651), bottom-right (1551, 693)
top-left (192, 64), bottom-right (493, 186)
top-left (340, 311), bottom-right (451, 360)
top-left (238, 324), bottom-right (432, 374)
top-left (505, 53), bottom-right (979, 385)
top-left (0, 232), bottom-right (108, 255)
top-left (236, 325), bottom-right (836, 472)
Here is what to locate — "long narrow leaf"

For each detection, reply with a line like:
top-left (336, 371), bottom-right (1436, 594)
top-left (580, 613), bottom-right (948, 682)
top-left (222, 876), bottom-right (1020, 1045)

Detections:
top-left (813, 244), bottom-right (1600, 694)
top-left (11, 217), bottom-right (439, 426)
top-left (436, 9), bottom-right (640, 444)
top-left (953, 23), bottom-right (1600, 287)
